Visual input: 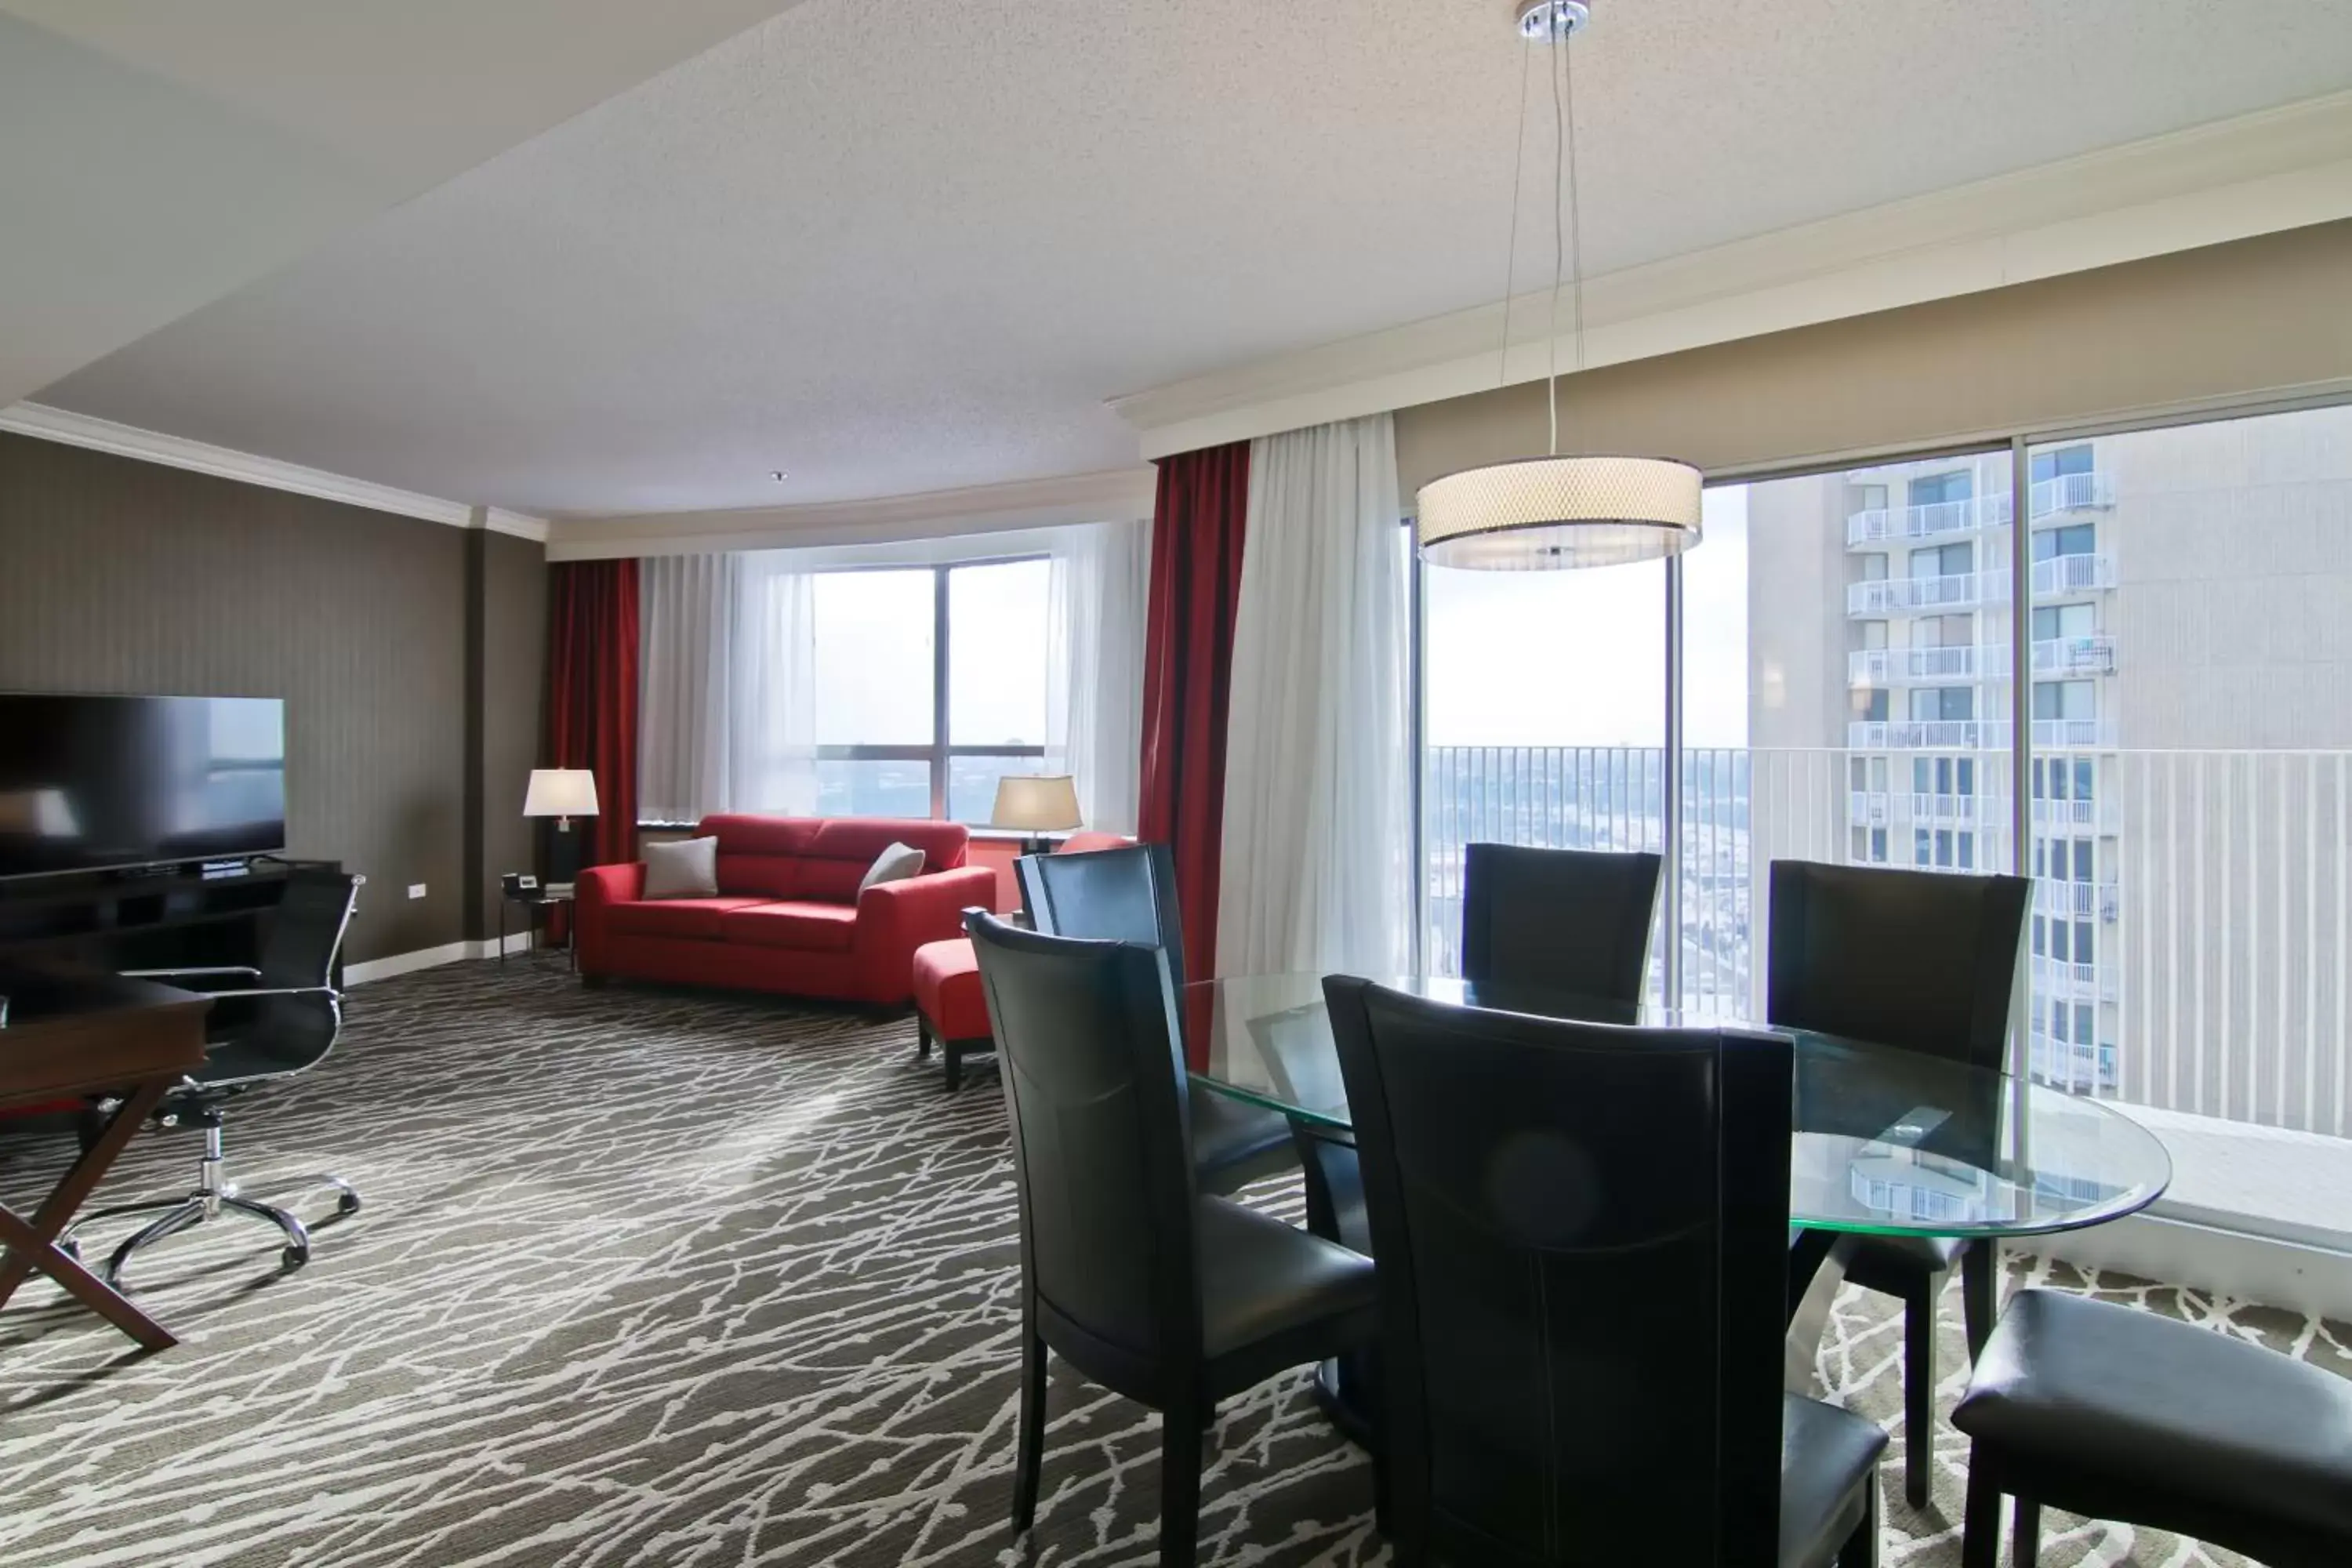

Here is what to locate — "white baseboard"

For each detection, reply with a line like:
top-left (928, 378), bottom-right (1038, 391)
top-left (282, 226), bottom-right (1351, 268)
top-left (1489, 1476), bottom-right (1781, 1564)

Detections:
top-left (344, 931), bottom-right (535, 986)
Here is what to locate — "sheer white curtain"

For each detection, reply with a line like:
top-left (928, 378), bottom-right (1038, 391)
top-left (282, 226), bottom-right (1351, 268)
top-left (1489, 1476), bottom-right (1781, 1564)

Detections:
top-left (1217, 413), bottom-right (1411, 976)
top-left (638, 554), bottom-right (741, 822)
top-left (1047, 517), bottom-right (1150, 837)
top-left (730, 554), bottom-right (819, 815)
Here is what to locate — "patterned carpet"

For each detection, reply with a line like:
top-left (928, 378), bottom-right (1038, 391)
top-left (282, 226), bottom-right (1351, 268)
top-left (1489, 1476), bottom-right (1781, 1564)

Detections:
top-left (1, 963), bottom-right (2345, 1567)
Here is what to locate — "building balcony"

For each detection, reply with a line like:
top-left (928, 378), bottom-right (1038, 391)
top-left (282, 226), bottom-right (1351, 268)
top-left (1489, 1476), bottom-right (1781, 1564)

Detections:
top-left (2032, 952), bottom-right (2121, 1002)
top-left (1846, 557), bottom-right (2115, 616)
top-left (1849, 789), bottom-right (1892, 826)
top-left (2037, 878), bottom-right (2122, 921)
top-left (1846, 635), bottom-right (2120, 686)
top-left (1909, 792), bottom-right (2002, 825)
top-left (2031, 794), bottom-right (2122, 833)
top-left (1845, 718), bottom-right (2118, 750)
top-left (1844, 473), bottom-right (2114, 546)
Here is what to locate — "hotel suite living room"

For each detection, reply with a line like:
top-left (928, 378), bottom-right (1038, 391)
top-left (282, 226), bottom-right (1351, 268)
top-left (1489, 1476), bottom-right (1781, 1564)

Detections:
top-left (4, 4), bottom-right (2352, 1566)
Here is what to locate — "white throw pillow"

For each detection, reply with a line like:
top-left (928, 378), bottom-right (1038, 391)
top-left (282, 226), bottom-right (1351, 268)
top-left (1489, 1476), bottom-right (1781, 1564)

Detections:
top-left (858, 840), bottom-right (927, 895)
top-left (641, 835), bottom-right (720, 899)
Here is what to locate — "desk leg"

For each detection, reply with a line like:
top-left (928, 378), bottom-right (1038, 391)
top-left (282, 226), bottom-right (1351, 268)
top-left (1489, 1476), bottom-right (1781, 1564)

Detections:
top-left (1786, 1229), bottom-right (1860, 1393)
top-left (0, 1077), bottom-right (178, 1351)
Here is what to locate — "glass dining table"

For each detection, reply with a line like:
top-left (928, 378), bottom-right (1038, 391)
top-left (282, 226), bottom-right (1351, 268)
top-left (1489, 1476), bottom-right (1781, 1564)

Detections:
top-left (1184, 973), bottom-right (2173, 1434)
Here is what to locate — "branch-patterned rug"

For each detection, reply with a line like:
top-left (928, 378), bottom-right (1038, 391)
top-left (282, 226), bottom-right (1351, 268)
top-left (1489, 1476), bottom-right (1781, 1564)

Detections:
top-left (2, 964), bottom-right (2343, 1566)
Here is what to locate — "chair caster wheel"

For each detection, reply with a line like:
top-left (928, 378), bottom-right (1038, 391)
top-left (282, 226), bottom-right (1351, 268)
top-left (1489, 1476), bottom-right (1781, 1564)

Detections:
top-left (336, 1192), bottom-right (362, 1217)
top-left (280, 1247), bottom-right (310, 1272)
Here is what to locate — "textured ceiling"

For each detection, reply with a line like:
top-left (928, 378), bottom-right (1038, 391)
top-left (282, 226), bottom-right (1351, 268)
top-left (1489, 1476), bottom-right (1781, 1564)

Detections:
top-left (0, 0), bottom-right (804, 407)
top-left (38, 0), bottom-right (2352, 519)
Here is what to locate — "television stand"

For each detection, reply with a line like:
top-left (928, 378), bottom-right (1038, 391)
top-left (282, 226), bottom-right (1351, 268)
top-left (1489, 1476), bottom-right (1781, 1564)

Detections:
top-left (0, 859), bottom-right (337, 977)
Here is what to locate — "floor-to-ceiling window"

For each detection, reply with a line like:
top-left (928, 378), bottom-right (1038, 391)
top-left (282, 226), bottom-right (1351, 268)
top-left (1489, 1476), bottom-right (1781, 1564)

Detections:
top-left (1410, 402), bottom-right (2352, 1251)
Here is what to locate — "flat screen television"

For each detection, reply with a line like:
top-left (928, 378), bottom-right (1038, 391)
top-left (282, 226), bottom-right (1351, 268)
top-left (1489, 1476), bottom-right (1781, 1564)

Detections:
top-left (0, 693), bottom-right (287, 880)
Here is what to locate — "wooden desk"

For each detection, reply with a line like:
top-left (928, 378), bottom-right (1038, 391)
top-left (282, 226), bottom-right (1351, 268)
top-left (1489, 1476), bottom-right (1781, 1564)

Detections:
top-left (0, 965), bottom-right (209, 1351)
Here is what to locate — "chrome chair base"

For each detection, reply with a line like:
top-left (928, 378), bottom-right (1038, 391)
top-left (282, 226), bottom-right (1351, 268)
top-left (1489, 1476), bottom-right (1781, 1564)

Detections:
top-left (60, 1122), bottom-right (360, 1290)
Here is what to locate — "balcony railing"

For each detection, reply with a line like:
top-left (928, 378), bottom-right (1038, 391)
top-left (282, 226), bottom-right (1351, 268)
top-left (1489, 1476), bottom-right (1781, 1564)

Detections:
top-left (1845, 719), bottom-right (2119, 750)
top-left (1846, 557), bottom-right (2116, 615)
top-left (2031, 794), bottom-right (2122, 833)
top-left (1843, 472), bottom-right (2115, 545)
top-left (1423, 745), bottom-right (2352, 1139)
top-left (2037, 878), bottom-right (2122, 921)
top-left (1847, 635), bottom-right (2122, 686)
top-left (1911, 792), bottom-right (2002, 825)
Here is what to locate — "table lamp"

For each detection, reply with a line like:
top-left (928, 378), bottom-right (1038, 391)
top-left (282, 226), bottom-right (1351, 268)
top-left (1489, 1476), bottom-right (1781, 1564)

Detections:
top-left (524, 768), bottom-right (600, 891)
top-left (989, 775), bottom-right (1080, 855)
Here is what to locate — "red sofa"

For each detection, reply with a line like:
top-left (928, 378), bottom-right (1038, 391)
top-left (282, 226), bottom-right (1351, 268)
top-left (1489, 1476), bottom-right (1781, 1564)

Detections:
top-left (575, 815), bottom-right (996, 1004)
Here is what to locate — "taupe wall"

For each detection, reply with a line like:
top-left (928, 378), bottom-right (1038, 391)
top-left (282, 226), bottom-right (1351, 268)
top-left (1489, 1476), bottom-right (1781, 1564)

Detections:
top-left (0, 431), bottom-right (544, 964)
top-left (1396, 220), bottom-right (2352, 497)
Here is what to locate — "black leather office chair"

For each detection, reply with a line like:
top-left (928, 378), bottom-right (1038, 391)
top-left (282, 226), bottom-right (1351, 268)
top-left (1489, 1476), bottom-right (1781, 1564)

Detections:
top-left (64, 866), bottom-right (364, 1285)
top-left (1954, 1289), bottom-right (2352, 1567)
top-left (965, 912), bottom-right (1377, 1568)
top-left (1018, 844), bottom-right (1298, 1194)
top-left (1461, 841), bottom-right (1663, 996)
top-left (1323, 976), bottom-right (1885, 1567)
top-left (1767, 859), bottom-right (2032, 1507)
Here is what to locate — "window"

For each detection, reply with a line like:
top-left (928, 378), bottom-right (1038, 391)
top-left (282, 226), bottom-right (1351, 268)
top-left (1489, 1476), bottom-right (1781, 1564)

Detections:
top-left (1859, 619), bottom-right (1889, 650)
top-left (1857, 552), bottom-right (1888, 582)
top-left (1910, 687), bottom-right (1973, 722)
top-left (2073, 758), bottom-right (2094, 800)
top-left (2030, 445), bottom-right (2093, 485)
top-left (2032, 524), bottom-right (2096, 561)
top-left (1917, 613), bottom-right (1973, 648)
top-left (2034, 680), bottom-right (2094, 721)
top-left (1909, 472), bottom-right (1973, 506)
top-left (1853, 483), bottom-right (1889, 512)
top-left (809, 557), bottom-right (1053, 823)
top-left (1911, 542), bottom-right (1973, 578)
top-left (2032, 603), bottom-right (2096, 641)
top-left (1858, 688), bottom-right (1889, 723)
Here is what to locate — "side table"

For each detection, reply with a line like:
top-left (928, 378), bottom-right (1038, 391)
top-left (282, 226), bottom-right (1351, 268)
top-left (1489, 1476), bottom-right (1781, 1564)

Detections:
top-left (499, 891), bottom-right (575, 971)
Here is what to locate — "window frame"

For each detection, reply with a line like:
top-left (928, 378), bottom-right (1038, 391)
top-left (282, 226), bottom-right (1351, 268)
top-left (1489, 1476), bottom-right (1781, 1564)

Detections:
top-left (810, 553), bottom-right (1053, 822)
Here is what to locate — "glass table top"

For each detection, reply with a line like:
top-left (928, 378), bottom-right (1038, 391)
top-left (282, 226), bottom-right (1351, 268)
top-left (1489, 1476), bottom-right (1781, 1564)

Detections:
top-left (1187, 974), bottom-right (2173, 1240)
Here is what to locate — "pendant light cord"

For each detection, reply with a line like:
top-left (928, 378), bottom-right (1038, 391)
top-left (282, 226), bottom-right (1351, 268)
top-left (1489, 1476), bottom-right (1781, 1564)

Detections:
top-left (1546, 20), bottom-right (1564, 457)
top-left (1497, 41), bottom-right (1532, 390)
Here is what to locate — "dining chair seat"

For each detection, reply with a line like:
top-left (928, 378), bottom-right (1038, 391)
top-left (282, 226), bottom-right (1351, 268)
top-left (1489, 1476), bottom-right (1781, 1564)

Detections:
top-left (1954, 1289), bottom-right (2352, 1567)
top-left (1194, 1196), bottom-right (1378, 1396)
top-left (1782, 1395), bottom-right (1896, 1568)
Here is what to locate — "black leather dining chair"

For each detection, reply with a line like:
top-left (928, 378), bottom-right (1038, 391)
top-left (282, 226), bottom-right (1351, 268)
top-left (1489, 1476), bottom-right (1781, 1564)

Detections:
top-left (965, 912), bottom-right (1378, 1568)
top-left (1018, 844), bottom-right (1298, 1194)
top-left (1323, 976), bottom-right (1886, 1567)
top-left (1767, 859), bottom-right (2032, 1507)
top-left (1954, 1288), bottom-right (2352, 1567)
top-left (1461, 841), bottom-right (1663, 996)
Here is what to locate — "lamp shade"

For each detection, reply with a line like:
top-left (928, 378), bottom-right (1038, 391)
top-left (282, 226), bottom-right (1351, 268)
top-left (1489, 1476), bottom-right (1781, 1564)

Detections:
top-left (989, 774), bottom-right (1081, 833)
top-left (1417, 454), bottom-right (1703, 569)
top-left (523, 768), bottom-right (600, 818)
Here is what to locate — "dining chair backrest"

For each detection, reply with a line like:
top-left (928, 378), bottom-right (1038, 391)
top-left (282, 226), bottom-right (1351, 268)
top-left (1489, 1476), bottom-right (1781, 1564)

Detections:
top-left (1766, 859), bottom-right (2031, 1071)
top-left (1460, 843), bottom-right (1661, 1000)
top-left (1017, 844), bottom-right (1187, 988)
top-left (1323, 975), bottom-right (1794, 1567)
top-left (965, 910), bottom-right (1201, 1396)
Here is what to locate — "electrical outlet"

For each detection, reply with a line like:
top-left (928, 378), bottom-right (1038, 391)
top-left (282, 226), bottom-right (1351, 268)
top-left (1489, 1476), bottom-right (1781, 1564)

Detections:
top-left (407, 883), bottom-right (427, 899)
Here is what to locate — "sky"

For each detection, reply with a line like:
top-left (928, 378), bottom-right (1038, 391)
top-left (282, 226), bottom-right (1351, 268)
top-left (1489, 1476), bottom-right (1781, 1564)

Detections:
top-left (1424, 485), bottom-right (1751, 748)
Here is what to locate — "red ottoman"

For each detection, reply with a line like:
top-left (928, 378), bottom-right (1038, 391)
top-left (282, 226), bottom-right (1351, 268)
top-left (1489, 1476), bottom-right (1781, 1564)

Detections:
top-left (912, 938), bottom-right (993, 1091)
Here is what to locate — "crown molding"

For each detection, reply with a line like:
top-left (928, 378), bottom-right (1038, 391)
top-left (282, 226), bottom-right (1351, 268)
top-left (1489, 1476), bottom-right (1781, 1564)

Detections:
top-left (1112, 89), bottom-right (2352, 459)
top-left (547, 466), bottom-right (1158, 560)
top-left (0, 401), bottom-right (550, 540)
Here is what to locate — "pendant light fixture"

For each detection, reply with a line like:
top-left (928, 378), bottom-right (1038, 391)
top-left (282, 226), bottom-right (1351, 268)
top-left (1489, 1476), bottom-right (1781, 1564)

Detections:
top-left (1416, 0), bottom-right (1702, 571)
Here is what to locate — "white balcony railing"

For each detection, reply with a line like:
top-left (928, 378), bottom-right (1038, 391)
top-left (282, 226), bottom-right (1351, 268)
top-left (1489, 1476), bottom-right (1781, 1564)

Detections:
top-left (2037, 879), bottom-right (2122, 921)
top-left (1844, 472), bottom-right (2114, 545)
top-left (2031, 795), bottom-right (2122, 833)
top-left (1847, 557), bottom-right (2116, 615)
top-left (1845, 718), bottom-right (2118, 750)
top-left (1847, 636), bottom-right (2122, 687)
top-left (1423, 744), bottom-right (2352, 1138)
top-left (1910, 792), bottom-right (2002, 825)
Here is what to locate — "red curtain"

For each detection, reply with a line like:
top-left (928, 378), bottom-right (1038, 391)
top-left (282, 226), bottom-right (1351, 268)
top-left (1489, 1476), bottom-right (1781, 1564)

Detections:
top-left (547, 559), bottom-right (641, 870)
top-left (1138, 442), bottom-right (1251, 982)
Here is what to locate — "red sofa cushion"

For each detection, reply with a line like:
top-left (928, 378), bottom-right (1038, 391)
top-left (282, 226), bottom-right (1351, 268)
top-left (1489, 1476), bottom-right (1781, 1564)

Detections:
top-left (718, 900), bottom-right (858, 953)
top-left (605, 896), bottom-right (768, 941)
